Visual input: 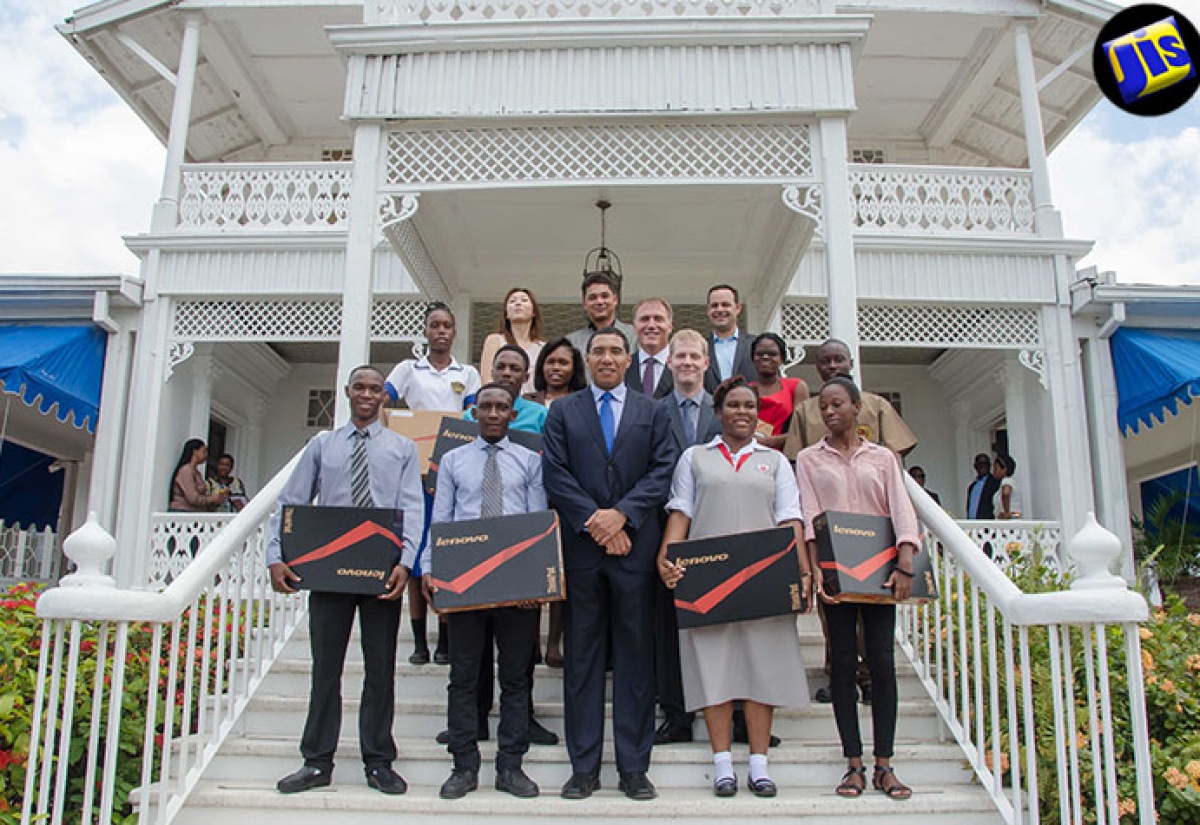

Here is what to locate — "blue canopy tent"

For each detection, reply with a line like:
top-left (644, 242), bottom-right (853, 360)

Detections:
top-left (1110, 327), bottom-right (1200, 436)
top-left (0, 324), bottom-right (106, 434)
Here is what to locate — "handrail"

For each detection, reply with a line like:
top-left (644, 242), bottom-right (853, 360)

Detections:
top-left (37, 451), bottom-right (302, 623)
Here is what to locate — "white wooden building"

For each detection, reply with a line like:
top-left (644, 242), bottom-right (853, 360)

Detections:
top-left (21, 1), bottom-right (1166, 823)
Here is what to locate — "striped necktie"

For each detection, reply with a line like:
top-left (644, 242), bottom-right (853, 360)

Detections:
top-left (351, 429), bottom-right (374, 508)
top-left (481, 444), bottom-right (504, 518)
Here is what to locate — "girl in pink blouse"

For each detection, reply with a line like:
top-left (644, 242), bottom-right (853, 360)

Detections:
top-left (794, 376), bottom-right (919, 801)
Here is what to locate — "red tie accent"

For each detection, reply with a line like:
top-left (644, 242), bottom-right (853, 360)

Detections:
top-left (431, 517), bottom-right (559, 594)
top-left (287, 521), bottom-right (402, 567)
top-left (674, 539), bottom-right (797, 615)
top-left (717, 442), bottom-right (751, 472)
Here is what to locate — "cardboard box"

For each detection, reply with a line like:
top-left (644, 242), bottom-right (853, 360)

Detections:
top-left (280, 505), bottom-right (403, 596)
top-left (666, 526), bottom-right (806, 629)
top-left (427, 417), bottom-right (543, 492)
top-left (811, 510), bottom-right (936, 604)
top-left (430, 510), bottom-right (565, 613)
top-left (383, 409), bottom-right (462, 472)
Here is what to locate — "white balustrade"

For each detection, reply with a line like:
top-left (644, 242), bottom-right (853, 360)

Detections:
top-left (960, 519), bottom-right (1065, 581)
top-left (901, 480), bottom-right (1156, 824)
top-left (148, 513), bottom-right (236, 591)
top-left (373, 0), bottom-right (819, 23)
top-left (178, 163), bottom-right (352, 231)
top-left (0, 521), bottom-right (59, 582)
top-left (849, 164), bottom-right (1035, 236)
top-left (25, 451), bottom-right (305, 825)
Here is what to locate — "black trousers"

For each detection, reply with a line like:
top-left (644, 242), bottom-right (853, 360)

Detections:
top-left (301, 592), bottom-right (401, 770)
top-left (562, 564), bottom-right (656, 776)
top-left (652, 577), bottom-right (693, 728)
top-left (447, 607), bottom-right (539, 771)
top-left (825, 601), bottom-right (898, 759)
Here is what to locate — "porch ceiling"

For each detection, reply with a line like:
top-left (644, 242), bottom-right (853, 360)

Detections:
top-left (410, 184), bottom-right (805, 309)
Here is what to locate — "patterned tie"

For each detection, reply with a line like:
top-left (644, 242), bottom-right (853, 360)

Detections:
top-left (351, 429), bottom-right (374, 508)
top-left (599, 391), bottom-right (616, 454)
top-left (642, 356), bottom-right (656, 395)
top-left (481, 444), bottom-right (504, 518)
top-left (682, 398), bottom-right (697, 446)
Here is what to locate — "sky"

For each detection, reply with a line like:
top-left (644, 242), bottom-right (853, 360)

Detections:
top-left (0, 0), bottom-right (1198, 285)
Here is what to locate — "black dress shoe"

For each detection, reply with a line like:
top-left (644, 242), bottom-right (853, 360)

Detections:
top-left (409, 648), bottom-right (430, 665)
top-left (436, 724), bottom-right (489, 745)
top-left (528, 717), bottom-right (559, 746)
top-left (560, 772), bottom-right (601, 799)
top-left (276, 765), bottom-right (331, 794)
top-left (747, 776), bottom-right (777, 798)
top-left (730, 726), bottom-right (781, 748)
top-left (433, 648), bottom-right (451, 665)
top-left (618, 772), bottom-right (658, 801)
top-left (495, 766), bottom-right (539, 798)
top-left (439, 767), bottom-right (479, 799)
top-left (653, 721), bottom-right (693, 745)
top-left (365, 765), bottom-right (407, 795)
top-left (713, 775), bottom-right (738, 797)
top-left (814, 685), bottom-right (833, 703)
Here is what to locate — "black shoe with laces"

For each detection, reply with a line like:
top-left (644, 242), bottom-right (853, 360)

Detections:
top-left (365, 765), bottom-right (407, 795)
top-left (495, 766), bottom-right (539, 798)
top-left (439, 767), bottom-right (479, 799)
top-left (527, 717), bottom-right (559, 746)
top-left (560, 773), bottom-right (600, 799)
top-left (618, 772), bottom-right (658, 801)
top-left (276, 765), bottom-right (331, 794)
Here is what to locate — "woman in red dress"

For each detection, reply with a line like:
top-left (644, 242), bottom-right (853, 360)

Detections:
top-left (750, 332), bottom-right (808, 452)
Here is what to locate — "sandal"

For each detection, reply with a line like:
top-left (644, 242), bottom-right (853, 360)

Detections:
top-left (872, 765), bottom-right (912, 800)
top-left (835, 765), bottom-right (866, 797)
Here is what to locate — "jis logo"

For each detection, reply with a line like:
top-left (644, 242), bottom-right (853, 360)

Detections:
top-left (1104, 16), bottom-right (1195, 103)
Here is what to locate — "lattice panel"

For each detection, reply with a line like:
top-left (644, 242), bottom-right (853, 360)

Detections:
top-left (781, 303), bottom-right (1040, 348)
top-left (386, 124), bottom-right (813, 187)
top-left (173, 300), bottom-right (342, 341)
top-left (178, 163), bottom-right (352, 231)
top-left (371, 300), bottom-right (428, 340)
top-left (959, 523), bottom-right (1065, 582)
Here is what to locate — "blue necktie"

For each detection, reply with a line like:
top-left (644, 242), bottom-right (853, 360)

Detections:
top-left (599, 391), bottom-right (616, 454)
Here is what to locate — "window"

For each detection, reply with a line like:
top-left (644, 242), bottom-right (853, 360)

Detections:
top-left (851, 148), bottom-right (886, 164)
top-left (321, 148), bottom-right (353, 162)
top-left (306, 389), bottom-right (336, 428)
top-left (877, 391), bottom-right (902, 418)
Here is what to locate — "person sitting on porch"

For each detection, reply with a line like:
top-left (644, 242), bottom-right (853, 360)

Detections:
top-left (794, 376), bottom-right (919, 801)
top-left (168, 439), bottom-right (228, 512)
top-left (385, 302), bottom-right (482, 666)
top-left (749, 332), bottom-right (808, 453)
top-left (208, 452), bottom-right (249, 513)
top-left (479, 287), bottom-right (546, 395)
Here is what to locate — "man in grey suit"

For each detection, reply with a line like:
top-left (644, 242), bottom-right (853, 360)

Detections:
top-left (624, 297), bottom-right (675, 399)
top-left (542, 327), bottom-right (677, 801)
top-left (653, 330), bottom-right (722, 745)
top-left (702, 284), bottom-right (757, 393)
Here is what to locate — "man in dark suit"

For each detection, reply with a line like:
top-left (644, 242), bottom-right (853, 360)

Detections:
top-left (966, 453), bottom-right (1000, 519)
top-left (542, 327), bottom-right (678, 801)
top-left (624, 297), bottom-right (675, 399)
top-left (652, 330), bottom-right (722, 746)
top-left (703, 284), bottom-right (757, 393)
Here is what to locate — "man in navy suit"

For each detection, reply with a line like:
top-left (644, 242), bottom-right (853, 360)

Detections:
top-left (652, 330), bottom-right (722, 746)
top-left (542, 327), bottom-right (678, 801)
top-left (624, 297), bottom-right (675, 399)
top-left (702, 284), bottom-right (757, 393)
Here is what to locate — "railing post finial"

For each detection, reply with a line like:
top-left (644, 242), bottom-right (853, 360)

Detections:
top-left (59, 511), bottom-right (117, 588)
top-left (1068, 512), bottom-right (1128, 591)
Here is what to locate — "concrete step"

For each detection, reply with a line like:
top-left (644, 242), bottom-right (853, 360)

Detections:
top-left (173, 781), bottom-right (1005, 825)
top-left (238, 695), bottom-right (945, 742)
top-left (206, 734), bottom-right (976, 789)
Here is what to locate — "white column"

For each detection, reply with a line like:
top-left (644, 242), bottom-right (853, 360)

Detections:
top-left (1013, 23), bottom-right (1062, 238)
top-left (243, 399), bottom-right (268, 493)
top-left (1041, 301), bottom-right (1096, 538)
top-left (951, 399), bottom-right (991, 518)
top-left (86, 311), bottom-right (136, 533)
top-left (334, 123), bottom-right (383, 427)
top-left (1083, 334), bottom-right (1135, 577)
top-left (817, 117), bottom-right (860, 372)
top-left (152, 13), bottom-right (202, 231)
top-left (187, 351), bottom-right (217, 445)
top-left (999, 359), bottom-right (1032, 517)
top-left (451, 294), bottom-right (472, 364)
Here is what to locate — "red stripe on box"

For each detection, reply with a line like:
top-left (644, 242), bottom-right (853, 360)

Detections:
top-left (674, 539), bottom-right (796, 615)
top-left (818, 545), bottom-right (897, 581)
top-left (431, 517), bottom-right (558, 595)
top-left (288, 521), bottom-right (402, 567)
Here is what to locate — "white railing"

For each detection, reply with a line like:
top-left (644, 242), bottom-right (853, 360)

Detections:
top-left (961, 519), bottom-right (1066, 580)
top-left (372, 0), bottom-right (820, 23)
top-left (147, 514), bottom-right (235, 591)
top-left (0, 521), bottom-right (59, 582)
top-left (849, 163), bottom-right (1035, 236)
top-left (900, 478), bottom-right (1156, 824)
top-left (25, 450), bottom-right (305, 825)
top-left (177, 163), bottom-right (352, 232)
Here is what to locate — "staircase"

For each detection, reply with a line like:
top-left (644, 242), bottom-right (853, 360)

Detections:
top-left (173, 612), bottom-right (1003, 824)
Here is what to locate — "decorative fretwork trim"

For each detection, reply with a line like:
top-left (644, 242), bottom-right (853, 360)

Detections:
top-left (171, 298), bottom-right (428, 343)
top-left (781, 302), bottom-right (1042, 348)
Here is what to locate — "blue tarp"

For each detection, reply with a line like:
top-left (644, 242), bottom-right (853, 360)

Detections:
top-left (0, 324), bottom-right (106, 434)
top-left (1110, 327), bottom-right (1200, 435)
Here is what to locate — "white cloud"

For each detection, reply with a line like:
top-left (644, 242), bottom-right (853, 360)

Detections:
top-left (0, 2), bottom-right (163, 275)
